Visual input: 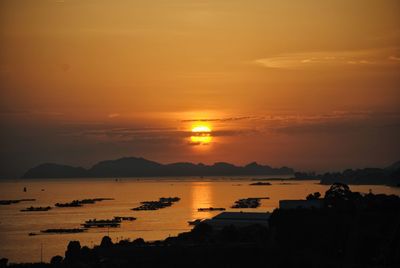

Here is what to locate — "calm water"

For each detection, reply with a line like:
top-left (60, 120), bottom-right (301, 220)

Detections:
top-left (1, 177), bottom-right (399, 263)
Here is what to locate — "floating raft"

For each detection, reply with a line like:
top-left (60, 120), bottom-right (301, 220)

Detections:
top-left (82, 219), bottom-right (121, 228)
top-left (198, 207), bottom-right (226, 212)
top-left (131, 197), bottom-right (180, 211)
top-left (21, 206), bottom-right (52, 212)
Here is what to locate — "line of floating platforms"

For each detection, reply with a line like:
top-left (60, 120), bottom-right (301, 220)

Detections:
top-left (55, 198), bottom-right (114, 207)
top-left (20, 206), bottom-right (52, 212)
top-left (131, 197), bottom-right (180, 211)
top-left (198, 207), bottom-right (226, 212)
top-left (0, 199), bottom-right (36, 205)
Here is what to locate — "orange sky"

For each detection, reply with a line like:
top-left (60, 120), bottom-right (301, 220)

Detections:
top-left (1, 0), bottom-right (399, 177)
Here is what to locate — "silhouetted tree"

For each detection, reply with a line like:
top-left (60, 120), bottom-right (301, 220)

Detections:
top-left (306, 192), bottom-right (321, 200)
top-left (325, 183), bottom-right (351, 198)
top-left (65, 240), bottom-right (81, 262)
top-left (0, 258), bottom-right (8, 268)
top-left (50, 255), bottom-right (63, 265)
top-left (100, 236), bottom-right (113, 248)
top-left (132, 237), bottom-right (145, 245)
top-left (324, 183), bottom-right (354, 209)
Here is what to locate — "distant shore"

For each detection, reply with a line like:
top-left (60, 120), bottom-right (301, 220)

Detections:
top-left (21, 156), bottom-right (294, 179)
top-left (19, 157), bottom-right (400, 187)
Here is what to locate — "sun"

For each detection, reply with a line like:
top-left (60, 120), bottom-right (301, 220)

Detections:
top-left (190, 124), bottom-right (212, 145)
top-left (192, 125), bottom-right (211, 133)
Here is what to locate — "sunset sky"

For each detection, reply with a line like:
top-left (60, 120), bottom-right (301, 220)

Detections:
top-left (1, 0), bottom-right (399, 178)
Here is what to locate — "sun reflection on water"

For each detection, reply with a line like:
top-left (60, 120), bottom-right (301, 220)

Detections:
top-left (190, 182), bottom-right (213, 220)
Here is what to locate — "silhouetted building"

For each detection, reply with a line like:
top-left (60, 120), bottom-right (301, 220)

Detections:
top-left (202, 211), bottom-right (271, 229)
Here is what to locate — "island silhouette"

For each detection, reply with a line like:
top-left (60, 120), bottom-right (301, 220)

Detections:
top-left (21, 157), bottom-right (400, 187)
top-left (22, 156), bottom-right (293, 178)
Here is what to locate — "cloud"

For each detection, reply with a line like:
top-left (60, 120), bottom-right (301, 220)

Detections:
top-left (56, 111), bottom-right (400, 149)
top-left (388, 55), bottom-right (400, 61)
top-left (253, 48), bottom-right (400, 69)
top-left (107, 113), bottom-right (120, 119)
top-left (181, 116), bottom-right (253, 122)
top-left (269, 111), bottom-right (400, 135)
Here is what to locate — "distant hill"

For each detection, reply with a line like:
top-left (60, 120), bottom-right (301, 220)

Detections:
top-left (22, 157), bottom-right (294, 178)
top-left (319, 161), bottom-right (400, 186)
top-left (386, 160), bottom-right (400, 171)
top-left (23, 163), bottom-right (88, 179)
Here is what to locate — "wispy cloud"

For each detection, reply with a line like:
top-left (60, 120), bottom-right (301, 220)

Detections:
top-left (56, 111), bottom-right (400, 146)
top-left (388, 55), bottom-right (400, 61)
top-left (265, 111), bottom-right (400, 135)
top-left (181, 116), bottom-right (253, 122)
top-left (107, 113), bottom-right (120, 119)
top-left (253, 48), bottom-right (400, 69)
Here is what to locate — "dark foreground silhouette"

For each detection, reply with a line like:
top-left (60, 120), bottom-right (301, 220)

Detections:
top-left (3, 183), bottom-right (400, 268)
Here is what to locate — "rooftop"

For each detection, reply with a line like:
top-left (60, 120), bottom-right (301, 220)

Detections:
top-left (212, 211), bottom-right (271, 221)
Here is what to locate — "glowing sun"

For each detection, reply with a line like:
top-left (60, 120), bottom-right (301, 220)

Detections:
top-left (190, 124), bottom-right (212, 145)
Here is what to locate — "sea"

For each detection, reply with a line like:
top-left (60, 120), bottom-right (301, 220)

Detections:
top-left (1, 177), bottom-right (399, 263)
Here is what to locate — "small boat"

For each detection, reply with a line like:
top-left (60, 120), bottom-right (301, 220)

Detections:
top-left (188, 219), bottom-right (202, 226)
top-left (28, 232), bottom-right (37, 236)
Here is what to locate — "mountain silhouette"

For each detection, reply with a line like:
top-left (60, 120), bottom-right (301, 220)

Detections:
top-left (22, 156), bottom-right (293, 178)
top-left (22, 163), bottom-right (88, 178)
top-left (385, 160), bottom-right (400, 171)
top-left (319, 160), bottom-right (400, 186)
